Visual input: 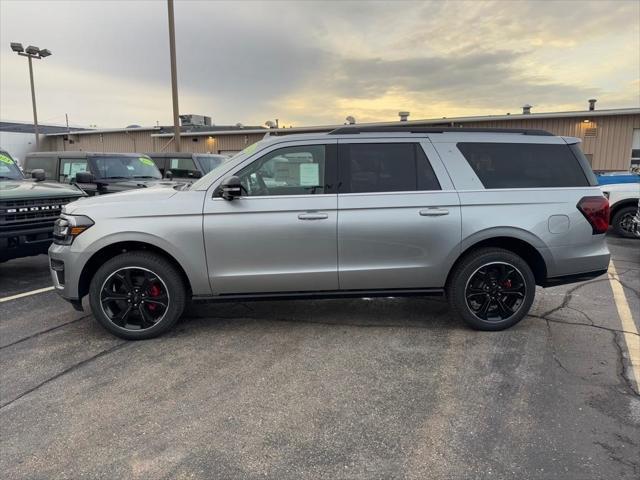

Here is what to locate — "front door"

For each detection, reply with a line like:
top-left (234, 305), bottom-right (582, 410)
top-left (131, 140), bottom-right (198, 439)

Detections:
top-left (203, 141), bottom-right (339, 294)
top-left (337, 139), bottom-right (461, 290)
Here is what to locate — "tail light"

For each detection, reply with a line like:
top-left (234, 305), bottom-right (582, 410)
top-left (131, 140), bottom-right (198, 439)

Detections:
top-left (577, 196), bottom-right (610, 234)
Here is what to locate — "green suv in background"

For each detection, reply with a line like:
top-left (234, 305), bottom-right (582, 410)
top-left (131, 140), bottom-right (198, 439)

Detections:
top-left (0, 149), bottom-right (86, 262)
top-left (23, 152), bottom-right (177, 196)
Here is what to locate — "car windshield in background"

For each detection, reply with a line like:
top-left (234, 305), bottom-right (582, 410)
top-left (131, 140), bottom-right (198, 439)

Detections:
top-left (189, 141), bottom-right (269, 190)
top-left (0, 152), bottom-right (24, 180)
top-left (195, 154), bottom-right (228, 173)
top-left (91, 155), bottom-right (162, 180)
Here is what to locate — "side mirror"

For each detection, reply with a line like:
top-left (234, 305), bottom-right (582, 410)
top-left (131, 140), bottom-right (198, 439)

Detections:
top-left (75, 171), bottom-right (95, 184)
top-left (218, 175), bottom-right (243, 200)
top-left (165, 170), bottom-right (174, 180)
top-left (31, 169), bottom-right (46, 182)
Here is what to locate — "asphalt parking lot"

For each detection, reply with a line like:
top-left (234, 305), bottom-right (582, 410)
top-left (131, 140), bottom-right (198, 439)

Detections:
top-left (0, 235), bottom-right (638, 480)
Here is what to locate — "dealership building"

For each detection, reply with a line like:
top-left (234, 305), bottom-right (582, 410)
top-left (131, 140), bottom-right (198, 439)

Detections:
top-left (38, 103), bottom-right (640, 172)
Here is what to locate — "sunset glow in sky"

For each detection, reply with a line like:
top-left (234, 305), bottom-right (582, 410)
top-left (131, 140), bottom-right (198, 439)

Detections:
top-left (1, 0), bottom-right (638, 128)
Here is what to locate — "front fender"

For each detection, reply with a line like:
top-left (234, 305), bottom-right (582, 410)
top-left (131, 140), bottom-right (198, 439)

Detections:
top-left (74, 224), bottom-right (210, 296)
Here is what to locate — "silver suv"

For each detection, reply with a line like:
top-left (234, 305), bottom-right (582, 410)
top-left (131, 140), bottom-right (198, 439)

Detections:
top-left (49, 126), bottom-right (611, 339)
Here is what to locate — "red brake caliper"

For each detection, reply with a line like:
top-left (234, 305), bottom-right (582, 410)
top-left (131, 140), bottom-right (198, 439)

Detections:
top-left (147, 283), bottom-right (162, 311)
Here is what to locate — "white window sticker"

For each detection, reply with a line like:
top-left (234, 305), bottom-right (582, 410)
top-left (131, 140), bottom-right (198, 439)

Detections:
top-left (299, 163), bottom-right (320, 186)
top-left (63, 163), bottom-right (71, 175)
top-left (171, 159), bottom-right (179, 169)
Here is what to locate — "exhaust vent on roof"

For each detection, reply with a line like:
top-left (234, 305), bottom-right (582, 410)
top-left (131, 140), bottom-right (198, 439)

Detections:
top-left (398, 111), bottom-right (410, 121)
top-left (588, 99), bottom-right (597, 111)
top-left (522, 104), bottom-right (532, 115)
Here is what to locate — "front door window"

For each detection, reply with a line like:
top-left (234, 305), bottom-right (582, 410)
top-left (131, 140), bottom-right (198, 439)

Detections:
top-left (59, 158), bottom-right (89, 183)
top-left (236, 145), bottom-right (328, 196)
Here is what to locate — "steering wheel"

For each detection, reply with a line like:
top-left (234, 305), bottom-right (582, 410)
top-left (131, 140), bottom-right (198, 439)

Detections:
top-left (241, 172), bottom-right (269, 196)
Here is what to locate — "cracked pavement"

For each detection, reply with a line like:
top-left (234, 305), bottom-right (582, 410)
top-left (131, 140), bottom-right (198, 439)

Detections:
top-left (0, 235), bottom-right (638, 479)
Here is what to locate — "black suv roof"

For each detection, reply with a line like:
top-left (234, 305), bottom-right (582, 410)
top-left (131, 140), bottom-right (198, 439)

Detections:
top-left (26, 151), bottom-right (144, 158)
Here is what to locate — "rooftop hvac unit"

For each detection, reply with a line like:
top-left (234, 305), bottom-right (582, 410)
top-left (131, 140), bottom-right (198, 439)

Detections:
top-left (179, 114), bottom-right (212, 127)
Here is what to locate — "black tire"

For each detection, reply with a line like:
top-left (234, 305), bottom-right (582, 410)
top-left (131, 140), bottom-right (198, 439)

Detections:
top-left (89, 251), bottom-right (186, 340)
top-left (611, 206), bottom-right (638, 238)
top-left (446, 247), bottom-right (536, 331)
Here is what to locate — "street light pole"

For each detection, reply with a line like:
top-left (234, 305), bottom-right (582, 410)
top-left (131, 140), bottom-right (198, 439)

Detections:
top-left (27, 55), bottom-right (39, 149)
top-left (167, 0), bottom-right (181, 152)
top-left (10, 43), bottom-right (52, 150)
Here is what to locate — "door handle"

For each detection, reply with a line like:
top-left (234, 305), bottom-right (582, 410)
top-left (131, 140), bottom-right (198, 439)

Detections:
top-left (419, 208), bottom-right (449, 216)
top-left (298, 212), bottom-right (329, 220)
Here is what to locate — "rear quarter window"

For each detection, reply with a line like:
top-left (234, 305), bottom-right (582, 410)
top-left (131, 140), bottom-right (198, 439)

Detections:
top-left (457, 142), bottom-right (590, 189)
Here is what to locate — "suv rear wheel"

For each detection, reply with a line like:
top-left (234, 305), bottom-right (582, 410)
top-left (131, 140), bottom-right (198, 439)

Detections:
top-left (447, 248), bottom-right (536, 331)
top-left (89, 251), bottom-right (186, 340)
top-left (611, 205), bottom-right (638, 238)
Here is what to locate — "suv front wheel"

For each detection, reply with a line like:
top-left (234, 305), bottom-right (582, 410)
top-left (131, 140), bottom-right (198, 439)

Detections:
top-left (447, 248), bottom-right (536, 331)
top-left (89, 251), bottom-right (186, 340)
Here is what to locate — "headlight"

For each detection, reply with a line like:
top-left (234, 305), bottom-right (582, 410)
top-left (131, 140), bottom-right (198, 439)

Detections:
top-left (53, 214), bottom-right (94, 245)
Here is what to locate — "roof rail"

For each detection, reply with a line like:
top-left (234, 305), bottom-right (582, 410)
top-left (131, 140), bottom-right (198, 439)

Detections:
top-left (328, 126), bottom-right (554, 136)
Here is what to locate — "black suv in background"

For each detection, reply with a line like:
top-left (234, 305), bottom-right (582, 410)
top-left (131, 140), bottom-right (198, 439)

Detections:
top-left (146, 152), bottom-right (229, 180)
top-left (23, 152), bottom-right (176, 195)
top-left (0, 149), bottom-right (85, 261)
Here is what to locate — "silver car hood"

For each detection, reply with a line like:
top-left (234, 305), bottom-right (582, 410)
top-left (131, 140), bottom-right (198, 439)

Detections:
top-left (64, 186), bottom-right (179, 215)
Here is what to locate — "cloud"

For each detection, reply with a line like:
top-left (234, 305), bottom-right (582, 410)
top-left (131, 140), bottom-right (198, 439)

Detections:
top-left (0, 0), bottom-right (638, 127)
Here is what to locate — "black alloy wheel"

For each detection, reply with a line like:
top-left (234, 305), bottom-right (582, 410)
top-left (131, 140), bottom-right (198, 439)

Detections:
top-left (617, 210), bottom-right (637, 236)
top-left (100, 267), bottom-right (170, 331)
top-left (465, 262), bottom-right (526, 322)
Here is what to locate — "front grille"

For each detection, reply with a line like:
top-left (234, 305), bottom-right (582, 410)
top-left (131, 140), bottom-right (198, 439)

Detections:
top-left (0, 197), bottom-right (79, 235)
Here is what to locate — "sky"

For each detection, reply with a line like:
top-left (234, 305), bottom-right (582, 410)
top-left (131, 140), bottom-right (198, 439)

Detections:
top-left (0, 0), bottom-right (638, 129)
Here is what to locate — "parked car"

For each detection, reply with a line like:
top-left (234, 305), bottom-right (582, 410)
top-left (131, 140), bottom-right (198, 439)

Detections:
top-left (49, 126), bottom-right (610, 340)
top-left (23, 152), bottom-right (177, 195)
top-left (595, 171), bottom-right (640, 185)
top-left (600, 182), bottom-right (640, 237)
top-left (146, 152), bottom-right (229, 180)
top-left (0, 149), bottom-right (85, 262)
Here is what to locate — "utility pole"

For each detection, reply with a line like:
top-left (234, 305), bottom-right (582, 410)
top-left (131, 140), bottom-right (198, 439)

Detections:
top-left (11, 43), bottom-right (52, 150)
top-left (167, 0), bottom-right (181, 152)
top-left (27, 56), bottom-right (39, 148)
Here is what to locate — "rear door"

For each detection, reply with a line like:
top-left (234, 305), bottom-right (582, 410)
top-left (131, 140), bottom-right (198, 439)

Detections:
top-left (337, 139), bottom-right (461, 290)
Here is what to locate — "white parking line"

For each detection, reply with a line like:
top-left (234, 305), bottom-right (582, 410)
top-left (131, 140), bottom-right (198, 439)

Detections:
top-left (0, 286), bottom-right (55, 303)
top-left (608, 261), bottom-right (640, 391)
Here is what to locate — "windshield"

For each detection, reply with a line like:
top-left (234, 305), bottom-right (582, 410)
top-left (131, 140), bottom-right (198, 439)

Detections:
top-left (0, 151), bottom-right (24, 180)
top-left (195, 154), bottom-right (229, 173)
top-left (189, 141), bottom-right (268, 190)
top-left (90, 155), bottom-right (162, 180)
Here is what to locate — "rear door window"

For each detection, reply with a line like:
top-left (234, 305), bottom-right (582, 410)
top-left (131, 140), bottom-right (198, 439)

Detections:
top-left (339, 143), bottom-right (440, 193)
top-left (457, 142), bottom-right (590, 188)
